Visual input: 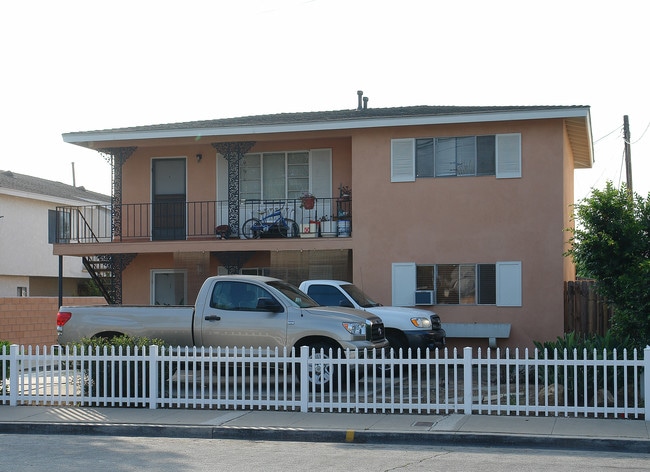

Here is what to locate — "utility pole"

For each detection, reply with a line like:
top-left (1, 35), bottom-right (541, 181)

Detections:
top-left (623, 115), bottom-right (633, 194)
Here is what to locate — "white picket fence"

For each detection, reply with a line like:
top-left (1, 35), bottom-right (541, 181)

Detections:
top-left (1, 344), bottom-right (648, 419)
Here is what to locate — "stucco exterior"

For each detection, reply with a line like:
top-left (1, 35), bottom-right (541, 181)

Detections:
top-left (57, 103), bottom-right (593, 350)
top-left (0, 173), bottom-right (110, 297)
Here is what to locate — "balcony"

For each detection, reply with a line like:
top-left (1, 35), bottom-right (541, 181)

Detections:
top-left (54, 197), bottom-right (352, 246)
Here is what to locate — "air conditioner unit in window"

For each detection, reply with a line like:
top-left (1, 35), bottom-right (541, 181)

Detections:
top-left (415, 290), bottom-right (434, 305)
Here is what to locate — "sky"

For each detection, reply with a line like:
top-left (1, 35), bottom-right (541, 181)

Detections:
top-left (1, 0), bottom-right (648, 202)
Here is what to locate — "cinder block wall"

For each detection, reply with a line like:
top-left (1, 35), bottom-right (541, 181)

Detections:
top-left (0, 297), bottom-right (106, 346)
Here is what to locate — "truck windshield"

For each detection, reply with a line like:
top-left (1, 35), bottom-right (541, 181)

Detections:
top-left (266, 281), bottom-right (320, 308)
top-left (341, 284), bottom-right (381, 308)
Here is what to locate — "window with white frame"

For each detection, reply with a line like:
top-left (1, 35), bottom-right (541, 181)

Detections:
top-left (416, 136), bottom-right (496, 177)
top-left (391, 133), bottom-right (521, 181)
top-left (228, 149), bottom-right (331, 202)
top-left (392, 261), bottom-right (521, 307)
top-left (240, 267), bottom-right (269, 276)
top-left (416, 264), bottom-right (496, 305)
top-left (240, 151), bottom-right (310, 199)
top-left (151, 270), bottom-right (187, 306)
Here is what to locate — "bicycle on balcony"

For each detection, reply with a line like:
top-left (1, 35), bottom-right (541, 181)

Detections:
top-left (241, 203), bottom-right (300, 239)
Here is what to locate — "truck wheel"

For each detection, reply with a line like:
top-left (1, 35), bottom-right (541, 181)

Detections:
top-left (298, 341), bottom-right (342, 390)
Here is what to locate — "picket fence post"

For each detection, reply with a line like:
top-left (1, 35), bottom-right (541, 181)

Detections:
top-left (299, 345), bottom-right (309, 412)
top-left (463, 347), bottom-right (473, 415)
top-left (641, 346), bottom-right (650, 421)
top-left (9, 344), bottom-right (19, 407)
top-left (148, 344), bottom-right (159, 410)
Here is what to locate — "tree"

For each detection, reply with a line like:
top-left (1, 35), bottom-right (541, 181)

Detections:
top-left (566, 182), bottom-right (650, 347)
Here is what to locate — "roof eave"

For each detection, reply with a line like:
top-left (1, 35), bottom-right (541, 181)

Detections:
top-left (0, 187), bottom-right (110, 205)
top-left (62, 107), bottom-right (592, 147)
top-left (565, 111), bottom-right (594, 169)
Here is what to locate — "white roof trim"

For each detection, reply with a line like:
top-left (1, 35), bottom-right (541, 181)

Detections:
top-left (63, 108), bottom-right (591, 144)
top-left (0, 187), bottom-right (109, 206)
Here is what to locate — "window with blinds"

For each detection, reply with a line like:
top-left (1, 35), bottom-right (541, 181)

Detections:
top-left (392, 133), bottom-right (519, 181)
top-left (416, 263), bottom-right (497, 305)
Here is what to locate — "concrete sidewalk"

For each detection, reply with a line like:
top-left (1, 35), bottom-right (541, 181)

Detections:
top-left (0, 405), bottom-right (649, 453)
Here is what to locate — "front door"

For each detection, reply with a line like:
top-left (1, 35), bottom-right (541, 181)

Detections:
top-left (152, 158), bottom-right (186, 240)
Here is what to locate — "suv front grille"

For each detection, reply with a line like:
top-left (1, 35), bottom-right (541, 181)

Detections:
top-left (369, 321), bottom-right (386, 342)
top-left (430, 315), bottom-right (441, 330)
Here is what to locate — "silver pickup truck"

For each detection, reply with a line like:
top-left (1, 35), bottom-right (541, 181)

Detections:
top-left (57, 275), bottom-right (388, 387)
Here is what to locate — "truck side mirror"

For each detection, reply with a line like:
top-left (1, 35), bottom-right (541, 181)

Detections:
top-left (257, 297), bottom-right (284, 313)
top-left (339, 299), bottom-right (354, 308)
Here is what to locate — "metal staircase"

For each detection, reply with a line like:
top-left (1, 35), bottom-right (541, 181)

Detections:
top-left (82, 255), bottom-right (115, 304)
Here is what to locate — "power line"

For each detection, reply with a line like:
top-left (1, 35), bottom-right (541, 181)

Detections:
top-left (594, 125), bottom-right (623, 144)
top-left (618, 148), bottom-right (626, 188)
top-left (629, 120), bottom-right (650, 145)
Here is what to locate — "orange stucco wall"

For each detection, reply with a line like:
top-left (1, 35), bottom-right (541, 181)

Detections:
top-left (121, 252), bottom-right (272, 306)
top-left (347, 119), bottom-right (571, 348)
top-left (122, 138), bottom-right (352, 205)
top-left (113, 118), bottom-right (577, 350)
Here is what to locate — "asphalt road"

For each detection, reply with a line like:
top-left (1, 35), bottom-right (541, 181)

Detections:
top-left (1, 434), bottom-right (648, 471)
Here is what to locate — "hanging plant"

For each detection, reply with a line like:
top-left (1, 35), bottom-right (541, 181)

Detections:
top-left (300, 192), bottom-right (316, 209)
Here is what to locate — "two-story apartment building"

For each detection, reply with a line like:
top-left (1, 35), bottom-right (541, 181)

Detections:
top-left (0, 170), bottom-right (111, 297)
top-left (58, 95), bottom-right (592, 348)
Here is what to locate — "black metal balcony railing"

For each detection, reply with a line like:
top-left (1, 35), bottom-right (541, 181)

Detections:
top-left (55, 197), bottom-right (352, 243)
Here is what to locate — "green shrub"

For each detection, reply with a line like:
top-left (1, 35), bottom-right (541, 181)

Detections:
top-left (1, 340), bottom-right (11, 393)
top-left (68, 335), bottom-right (167, 352)
top-left (66, 335), bottom-right (168, 402)
top-left (534, 331), bottom-right (636, 355)
top-left (533, 331), bottom-right (638, 405)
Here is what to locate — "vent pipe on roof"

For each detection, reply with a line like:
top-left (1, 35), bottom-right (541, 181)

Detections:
top-left (363, 96), bottom-right (368, 109)
top-left (357, 90), bottom-right (363, 110)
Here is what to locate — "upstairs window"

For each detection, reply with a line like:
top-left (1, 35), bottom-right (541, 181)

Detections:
top-left (417, 135), bottom-right (498, 177)
top-left (240, 151), bottom-right (309, 200)
top-left (391, 133), bottom-right (520, 181)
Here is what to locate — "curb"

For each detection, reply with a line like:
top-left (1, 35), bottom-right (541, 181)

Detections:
top-left (1, 422), bottom-right (649, 454)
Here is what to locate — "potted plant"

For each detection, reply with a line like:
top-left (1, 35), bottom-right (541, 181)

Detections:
top-left (339, 185), bottom-right (351, 200)
top-left (300, 192), bottom-right (316, 209)
top-left (319, 215), bottom-right (337, 237)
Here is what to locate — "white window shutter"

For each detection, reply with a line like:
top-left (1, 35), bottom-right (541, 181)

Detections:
top-left (392, 262), bottom-right (416, 306)
top-left (391, 139), bottom-right (415, 182)
top-left (496, 133), bottom-right (521, 178)
top-left (310, 149), bottom-right (332, 198)
top-left (496, 261), bottom-right (522, 306)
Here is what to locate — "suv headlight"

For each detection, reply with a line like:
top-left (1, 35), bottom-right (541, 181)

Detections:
top-left (342, 322), bottom-right (367, 336)
top-left (410, 317), bottom-right (432, 329)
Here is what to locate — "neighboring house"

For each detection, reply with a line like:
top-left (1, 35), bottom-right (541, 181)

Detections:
top-left (0, 170), bottom-right (111, 297)
top-left (58, 93), bottom-right (593, 348)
